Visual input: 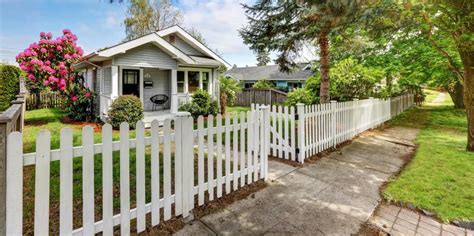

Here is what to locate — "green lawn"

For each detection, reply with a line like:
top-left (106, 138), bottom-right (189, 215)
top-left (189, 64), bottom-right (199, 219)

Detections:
top-left (226, 106), bottom-right (251, 114)
top-left (384, 90), bottom-right (474, 222)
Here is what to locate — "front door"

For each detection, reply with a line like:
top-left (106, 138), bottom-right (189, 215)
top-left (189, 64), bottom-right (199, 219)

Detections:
top-left (122, 69), bottom-right (140, 97)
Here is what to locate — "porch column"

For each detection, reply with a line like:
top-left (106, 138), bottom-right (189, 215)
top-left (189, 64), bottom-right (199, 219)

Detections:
top-left (111, 66), bottom-right (119, 99)
top-left (171, 69), bottom-right (178, 113)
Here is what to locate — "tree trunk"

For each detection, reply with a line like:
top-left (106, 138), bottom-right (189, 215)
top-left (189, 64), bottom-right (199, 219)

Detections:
top-left (318, 32), bottom-right (330, 103)
top-left (447, 80), bottom-right (465, 109)
top-left (34, 90), bottom-right (41, 109)
top-left (460, 50), bottom-right (474, 151)
top-left (220, 94), bottom-right (227, 114)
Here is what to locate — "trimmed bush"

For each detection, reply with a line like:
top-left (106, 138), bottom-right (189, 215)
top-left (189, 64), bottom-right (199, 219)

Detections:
top-left (179, 89), bottom-right (218, 118)
top-left (252, 79), bottom-right (275, 89)
top-left (0, 64), bottom-right (21, 111)
top-left (285, 88), bottom-right (317, 106)
top-left (108, 95), bottom-right (144, 129)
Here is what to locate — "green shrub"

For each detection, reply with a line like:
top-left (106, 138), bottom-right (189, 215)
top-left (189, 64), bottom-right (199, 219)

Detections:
top-left (179, 89), bottom-right (219, 118)
top-left (0, 64), bottom-right (22, 111)
top-left (285, 88), bottom-right (317, 106)
top-left (252, 79), bottom-right (275, 89)
top-left (108, 95), bottom-right (144, 129)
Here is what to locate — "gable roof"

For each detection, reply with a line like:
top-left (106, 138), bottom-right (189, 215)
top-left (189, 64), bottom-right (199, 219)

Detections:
top-left (79, 25), bottom-right (231, 68)
top-left (226, 64), bottom-right (313, 81)
top-left (157, 25), bottom-right (231, 68)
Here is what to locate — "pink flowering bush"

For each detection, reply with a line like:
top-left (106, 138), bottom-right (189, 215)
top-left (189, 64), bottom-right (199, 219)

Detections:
top-left (16, 29), bottom-right (95, 121)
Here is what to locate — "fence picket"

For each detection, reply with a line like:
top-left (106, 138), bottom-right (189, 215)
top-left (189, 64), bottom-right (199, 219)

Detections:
top-left (233, 113), bottom-right (239, 191)
top-left (136, 121), bottom-right (146, 232)
top-left (150, 120), bottom-right (160, 226)
top-left (253, 110), bottom-right (259, 182)
top-left (225, 113), bottom-right (231, 194)
top-left (216, 114), bottom-right (223, 198)
top-left (82, 126), bottom-right (95, 235)
top-left (240, 112), bottom-right (246, 187)
top-left (197, 116), bottom-right (205, 206)
top-left (163, 119), bottom-right (172, 220)
top-left (60, 128), bottom-right (73, 235)
top-left (246, 111), bottom-right (253, 184)
top-left (119, 122), bottom-right (130, 234)
top-left (102, 124), bottom-right (114, 235)
top-left (207, 115), bottom-right (215, 201)
top-left (6, 132), bottom-right (23, 235)
top-left (34, 130), bottom-right (51, 235)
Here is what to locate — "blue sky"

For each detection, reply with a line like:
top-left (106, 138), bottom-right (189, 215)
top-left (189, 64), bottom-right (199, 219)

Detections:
top-left (0, 0), bottom-right (265, 66)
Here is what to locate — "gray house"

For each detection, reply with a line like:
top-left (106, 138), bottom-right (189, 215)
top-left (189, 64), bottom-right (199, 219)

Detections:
top-left (225, 64), bottom-right (313, 92)
top-left (75, 26), bottom-right (230, 122)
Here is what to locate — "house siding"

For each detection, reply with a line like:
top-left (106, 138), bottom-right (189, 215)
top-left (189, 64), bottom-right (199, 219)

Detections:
top-left (93, 68), bottom-right (101, 117)
top-left (113, 43), bottom-right (178, 69)
top-left (143, 68), bottom-right (171, 111)
top-left (169, 35), bottom-right (204, 56)
top-left (103, 67), bottom-right (112, 95)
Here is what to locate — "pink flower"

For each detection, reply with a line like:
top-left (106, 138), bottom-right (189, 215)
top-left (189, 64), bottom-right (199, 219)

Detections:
top-left (71, 96), bottom-right (78, 102)
top-left (56, 45), bottom-right (62, 51)
top-left (85, 92), bottom-right (91, 98)
top-left (46, 32), bottom-right (52, 38)
top-left (63, 29), bottom-right (71, 34)
top-left (40, 32), bottom-right (46, 37)
top-left (40, 48), bottom-right (47, 54)
top-left (43, 80), bottom-right (50, 86)
top-left (28, 74), bottom-right (35, 80)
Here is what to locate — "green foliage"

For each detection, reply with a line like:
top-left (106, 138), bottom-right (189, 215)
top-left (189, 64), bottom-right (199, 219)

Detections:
top-left (384, 91), bottom-right (474, 222)
top-left (108, 95), bottom-right (144, 129)
top-left (256, 49), bottom-right (270, 66)
top-left (0, 64), bottom-right (21, 111)
top-left (219, 76), bottom-right (242, 113)
top-left (252, 79), bottom-right (275, 89)
top-left (179, 89), bottom-right (218, 119)
top-left (285, 88), bottom-right (316, 106)
top-left (330, 58), bottom-right (384, 101)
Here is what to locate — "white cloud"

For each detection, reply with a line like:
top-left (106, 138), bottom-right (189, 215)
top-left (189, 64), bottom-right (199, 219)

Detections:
top-left (179, 0), bottom-right (256, 66)
top-left (104, 11), bottom-right (122, 29)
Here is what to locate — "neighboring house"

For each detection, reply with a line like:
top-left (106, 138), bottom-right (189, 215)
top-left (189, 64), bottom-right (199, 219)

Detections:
top-left (75, 25), bottom-right (230, 122)
top-left (225, 63), bottom-right (313, 92)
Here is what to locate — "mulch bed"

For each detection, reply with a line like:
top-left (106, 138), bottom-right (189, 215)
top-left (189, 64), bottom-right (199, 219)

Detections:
top-left (62, 116), bottom-right (102, 133)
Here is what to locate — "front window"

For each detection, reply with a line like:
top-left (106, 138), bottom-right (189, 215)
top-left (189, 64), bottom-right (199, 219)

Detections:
top-left (202, 72), bottom-right (209, 91)
top-left (177, 71), bottom-right (185, 93)
top-left (188, 71), bottom-right (200, 93)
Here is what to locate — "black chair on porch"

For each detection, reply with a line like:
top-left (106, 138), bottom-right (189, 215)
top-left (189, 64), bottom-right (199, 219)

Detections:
top-left (150, 94), bottom-right (169, 111)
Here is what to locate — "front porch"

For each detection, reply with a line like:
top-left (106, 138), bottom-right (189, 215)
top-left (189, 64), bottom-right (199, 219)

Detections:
top-left (143, 110), bottom-right (175, 127)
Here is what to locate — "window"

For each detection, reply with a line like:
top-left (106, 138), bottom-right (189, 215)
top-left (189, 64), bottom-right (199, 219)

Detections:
top-left (123, 70), bottom-right (138, 85)
top-left (177, 71), bottom-right (185, 93)
top-left (202, 72), bottom-right (209, 91)
top-left (188, 71), bottom-right (200, 93)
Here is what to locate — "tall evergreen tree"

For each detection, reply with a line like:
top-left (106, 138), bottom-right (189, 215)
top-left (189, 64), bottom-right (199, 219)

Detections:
top-left (240, 0), bottom-right (362, 103)
top-left (256, 49), bottom-right (270, 66)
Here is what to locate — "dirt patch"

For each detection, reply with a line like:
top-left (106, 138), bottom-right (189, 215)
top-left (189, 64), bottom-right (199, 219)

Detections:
top-left (193, 181), bottom-right (268, 219)
top-left (62, 117), bottom-right (102, 133)
top-left (304, 140), bottom-right (353, 164)
top-left (268, 156), bottom-right (302, 167)
top-left (357, 222), bottom-right (388, 236)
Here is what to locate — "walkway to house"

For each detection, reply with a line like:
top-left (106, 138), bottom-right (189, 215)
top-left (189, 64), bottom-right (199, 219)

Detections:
top-left (175, 126), bottom-right (420, 235)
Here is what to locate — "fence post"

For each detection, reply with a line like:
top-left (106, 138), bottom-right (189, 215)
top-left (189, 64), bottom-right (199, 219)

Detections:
top-left (296, 103), bottom-right (305, 163)
top-left (175, 112), bottom-right (194, 219)
top-left (330, 101), bottom-right (337, 148)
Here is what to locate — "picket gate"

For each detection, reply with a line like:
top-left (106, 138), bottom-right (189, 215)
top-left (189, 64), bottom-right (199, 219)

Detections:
top-left (253, 94), bottom-right (414, 163)
top-left (5, 108), bottom-right (270, 235)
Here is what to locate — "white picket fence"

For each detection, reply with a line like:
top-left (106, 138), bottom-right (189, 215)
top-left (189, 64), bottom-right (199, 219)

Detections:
top-left (254, 94), bottom-right (414, 163)
top-left (5, 109), bottom-right (270, 235)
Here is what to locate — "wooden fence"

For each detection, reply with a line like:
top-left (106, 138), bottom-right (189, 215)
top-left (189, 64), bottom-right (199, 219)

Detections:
top-left (253, 94), bottom-right (415, 163)
top-left (236, 88), bottom-right (287, 107)
top-left (4, 110), bottom-right (269, 235)
top-left (26, 92), bottom-right (67, 110)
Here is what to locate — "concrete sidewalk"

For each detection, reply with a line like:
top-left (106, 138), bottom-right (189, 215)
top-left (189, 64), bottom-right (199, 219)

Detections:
top-left (175, 127), bottom-right (419, 235)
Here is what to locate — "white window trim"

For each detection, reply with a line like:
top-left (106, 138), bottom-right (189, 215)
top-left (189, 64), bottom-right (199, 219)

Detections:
top-left (177, 67), bottom-right (212, 95)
